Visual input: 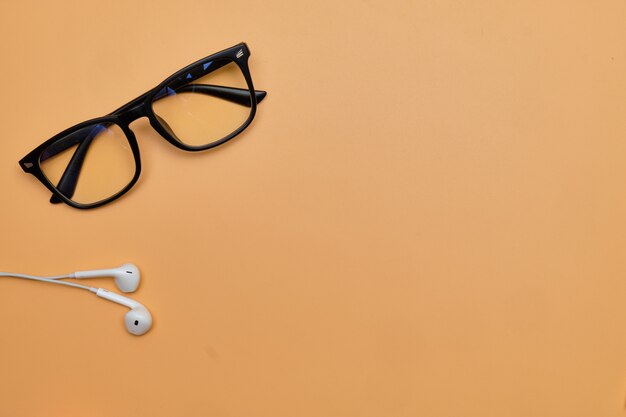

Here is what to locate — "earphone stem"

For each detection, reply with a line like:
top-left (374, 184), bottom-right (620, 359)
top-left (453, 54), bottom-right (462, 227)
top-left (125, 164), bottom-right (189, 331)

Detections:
top-left (74, 269), bottom-right (112, 279)
top-left (95, 288), bottom-right (141, 308)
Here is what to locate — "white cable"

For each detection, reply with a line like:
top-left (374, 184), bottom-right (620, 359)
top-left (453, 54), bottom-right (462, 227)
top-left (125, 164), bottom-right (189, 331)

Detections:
top-left (0, 272), bottom-right (96, 293)
top-left (32, 273), bottom-right (74, 280)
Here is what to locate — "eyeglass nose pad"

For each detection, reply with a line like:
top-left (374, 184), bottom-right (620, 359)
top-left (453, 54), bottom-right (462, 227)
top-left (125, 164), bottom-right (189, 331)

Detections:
top-left (154, 114), bottom-right (181, 143)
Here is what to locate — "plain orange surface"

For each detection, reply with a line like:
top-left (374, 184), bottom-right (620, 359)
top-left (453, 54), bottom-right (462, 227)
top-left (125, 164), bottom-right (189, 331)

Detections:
top-left (1, 1), bottom-right (626, 416)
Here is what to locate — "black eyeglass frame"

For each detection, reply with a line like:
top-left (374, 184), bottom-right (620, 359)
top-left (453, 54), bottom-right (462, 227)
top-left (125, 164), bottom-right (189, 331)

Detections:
top-left (19, 42), bottom-right (265, 209)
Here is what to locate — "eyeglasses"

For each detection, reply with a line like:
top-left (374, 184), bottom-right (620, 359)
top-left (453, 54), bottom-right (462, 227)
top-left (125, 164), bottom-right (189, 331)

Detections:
top-left (19, 43), bottom-right (266, 209)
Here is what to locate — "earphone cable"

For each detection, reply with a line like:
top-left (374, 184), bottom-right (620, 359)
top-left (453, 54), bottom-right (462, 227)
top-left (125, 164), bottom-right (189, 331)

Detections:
top-left (0, 272), bottom-right (96, 292)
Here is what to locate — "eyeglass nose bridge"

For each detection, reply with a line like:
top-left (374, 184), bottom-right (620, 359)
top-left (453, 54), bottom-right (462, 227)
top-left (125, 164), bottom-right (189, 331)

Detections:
top-left (116, 102), bottom-right (148, 126)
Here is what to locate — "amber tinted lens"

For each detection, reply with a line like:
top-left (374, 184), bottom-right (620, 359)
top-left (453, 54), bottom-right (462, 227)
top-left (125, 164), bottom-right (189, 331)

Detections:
top-left (39, 123), bottom-right (136, 205)
top-left (151, 58), bottom-right (252, 147)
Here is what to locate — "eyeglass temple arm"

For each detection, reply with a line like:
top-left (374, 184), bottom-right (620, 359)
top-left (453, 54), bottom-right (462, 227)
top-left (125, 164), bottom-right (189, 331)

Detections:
top-left (164, 84), bottom-right (267, 107)
top-left (48, 125), bottom-right (106, 203)
top-left (39, 133), bottom-right (86, 164)
top-left (48, 85), bottom-right (267, 204)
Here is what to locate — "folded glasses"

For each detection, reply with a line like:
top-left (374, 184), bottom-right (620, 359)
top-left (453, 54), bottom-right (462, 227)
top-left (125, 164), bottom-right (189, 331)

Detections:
top-left (19, 42), bottom-right (266, 209)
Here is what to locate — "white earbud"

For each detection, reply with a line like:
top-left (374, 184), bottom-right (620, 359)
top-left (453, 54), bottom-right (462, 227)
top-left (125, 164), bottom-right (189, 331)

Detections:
top-left (95, 288), bottom-right (153, 335)
top-left (73, 263), bottom-right (140, 293)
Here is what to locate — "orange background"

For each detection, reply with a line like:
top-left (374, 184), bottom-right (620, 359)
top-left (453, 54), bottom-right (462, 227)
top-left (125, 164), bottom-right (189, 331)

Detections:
top-left (1, 1), bottom-right (626, 416)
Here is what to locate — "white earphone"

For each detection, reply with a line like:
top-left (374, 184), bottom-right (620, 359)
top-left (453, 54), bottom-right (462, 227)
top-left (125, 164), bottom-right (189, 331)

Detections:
top-left (95, 288), bottom-right (152, 336)
top-left (0, 263), bottom-right (152, 336)
top-left (72, 263), bottom-right (140, 293)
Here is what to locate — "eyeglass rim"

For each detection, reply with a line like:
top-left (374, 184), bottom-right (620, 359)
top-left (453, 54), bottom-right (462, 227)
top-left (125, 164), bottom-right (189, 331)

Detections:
top-left (20, 117), bottom-right (142, 209)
